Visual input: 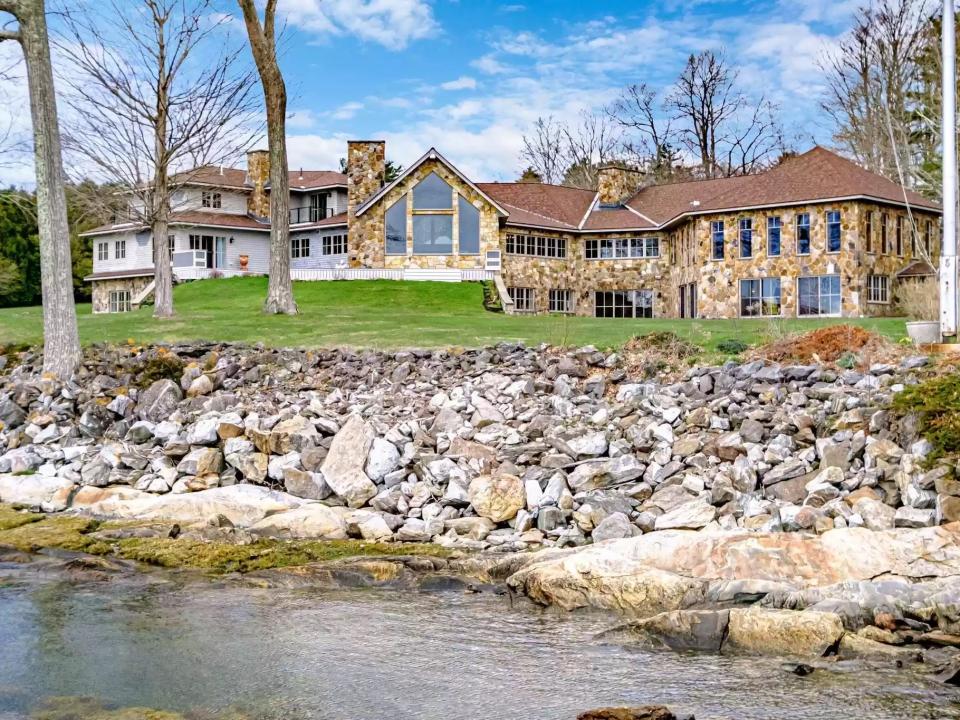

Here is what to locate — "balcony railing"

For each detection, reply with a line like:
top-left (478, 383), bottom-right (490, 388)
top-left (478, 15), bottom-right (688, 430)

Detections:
top-left (289, 206), bottom-right (335, 224)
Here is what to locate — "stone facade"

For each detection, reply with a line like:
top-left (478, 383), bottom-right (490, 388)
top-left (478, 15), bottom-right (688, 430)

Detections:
top-left (91, 277), bottom-right (153, 314)
top-left (349, 155), bottom-right (500, 270)
top-left (501, 230), bottom-right (670, 316)
top-left (597, 164), bottom-right (645, 205)
top-left (245, 150), bottom-right (270, 219)
top-left (347, 140), bottom-right (386, 265)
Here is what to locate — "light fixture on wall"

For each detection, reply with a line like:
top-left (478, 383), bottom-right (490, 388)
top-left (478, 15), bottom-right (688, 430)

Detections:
top-left (229, 237), bottom-right (234, 244)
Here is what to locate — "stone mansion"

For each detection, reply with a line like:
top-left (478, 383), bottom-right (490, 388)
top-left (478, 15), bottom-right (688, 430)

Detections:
top-left (83, 141), bottom-right (941, 319)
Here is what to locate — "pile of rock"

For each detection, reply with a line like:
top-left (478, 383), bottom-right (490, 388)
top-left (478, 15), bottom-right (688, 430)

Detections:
top-left (0, 342), bottom-right (956, 550)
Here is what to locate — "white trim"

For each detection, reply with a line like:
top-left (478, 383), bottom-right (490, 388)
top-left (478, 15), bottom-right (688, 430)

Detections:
top-left (355, 147), bottom-right (509, 218)
top-left (578, 194), bottom-right (600, 229)
top-left (622, 203), bottom-right (657, 226)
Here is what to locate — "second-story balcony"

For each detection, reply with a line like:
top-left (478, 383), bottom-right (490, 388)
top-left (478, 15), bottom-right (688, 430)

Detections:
top-left (290, 206), bottom-right (335, 224)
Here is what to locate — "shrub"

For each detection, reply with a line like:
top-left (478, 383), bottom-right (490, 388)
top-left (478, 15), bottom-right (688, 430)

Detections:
top-left (892, 373), bottom-right (960, 464)
top-left (897, 277), bottom-right (939, 321)
top-left (717, 338), bottom-right (749, 355)
top-left (134, 351), bottom-right (184, 388)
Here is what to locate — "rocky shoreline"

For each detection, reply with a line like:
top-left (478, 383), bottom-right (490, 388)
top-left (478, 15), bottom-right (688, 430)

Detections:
top-left (2, 341), bottom-right (960, 674)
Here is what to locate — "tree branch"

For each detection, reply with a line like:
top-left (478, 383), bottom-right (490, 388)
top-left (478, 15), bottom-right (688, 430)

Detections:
top-left (0, 29), bottom-right (20, 42)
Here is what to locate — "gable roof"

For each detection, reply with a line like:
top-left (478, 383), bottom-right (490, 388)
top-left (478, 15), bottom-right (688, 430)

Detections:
top-left (354, 148), bottom-right (509, 217)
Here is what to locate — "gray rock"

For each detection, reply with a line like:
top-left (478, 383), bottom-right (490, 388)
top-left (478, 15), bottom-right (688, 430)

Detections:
top-left (320, 414), bottom-right (377, 508)
top-left (138, 379), bottom-right (183, 422)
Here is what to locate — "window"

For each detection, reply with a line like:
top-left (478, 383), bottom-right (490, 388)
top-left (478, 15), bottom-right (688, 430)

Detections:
top-left (880, 213), bottom-right (888, 254)
top-left (767, 216), bottom-right (781, 256)
top-left (711, 221), bottom-right (724, 260)
top-left (458, 196), bottom-right (480, 255)
top-left (584, 237), bottom-right (658, 259)
top-left (594, 290), bottom-right (653, 319)
top-left (413, 172), bottom-right (453, 210)
top-left (322, 234), bottom-right (347, 255)
top-left (798, 275), bottom-right (841, 316)
top-left (739, 218), bottom-right (753, 258)
top-left (109, 290), bottom-right (131, 313)
top-left (867, 275), bottom-right (889, 304)
top-left (508, 287), bottom-right (535, 312)
top-left (97, 242), bottom-right (108, 261)
top-left (925, 220), bottom-right (934, 255)
top-left (385, 196), bottom-right (407, 255)
top-left (827, 211), bottom-right (841, 252)
top-left (796, 213), bottom-right (811, 255)
top-left (168, 235), bottom-right (176, 255)
top-left (548, 289), bottom-right (573, 314)
top-left (115, 240), bottom-right (126, 260)
top-left (201, 191), bottom-right (222, 209)
top-left (896, 216), bottom-right (903, 256)
top-left (866, 212), bottom-right (874, 253)
top-left (740, 278), bottom-right (782, 317)
top-left (413, 215), bottom-right (453, 255)
top-left (291, 236), bottom-right (310, 258)
top-left (507, 234), bottom-right (567, 258)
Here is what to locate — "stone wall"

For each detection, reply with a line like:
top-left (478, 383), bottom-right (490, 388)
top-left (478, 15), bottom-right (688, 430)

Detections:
top-left (350, 157), bottom-right (500, 270)
top-left (245, 150), bottom-right (270, 219)
top-left (91, 277), bottom-right (153, 314)
top-left (663, 202), bottom-right (939, 319)
top-left (347, 141), bottom-right (386, 266)
top-left (501, 229), bottom-right (671, 316)
top-left (597, 165), bottom-right (645, 205)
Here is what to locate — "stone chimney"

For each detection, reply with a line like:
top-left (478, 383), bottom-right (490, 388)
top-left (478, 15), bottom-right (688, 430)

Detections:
top-left (347, 140), bottom-right (386, 219)
top-left (597, 163), bottom-right (645, 206)
top-left (246, 149), bottom-right (270, 218)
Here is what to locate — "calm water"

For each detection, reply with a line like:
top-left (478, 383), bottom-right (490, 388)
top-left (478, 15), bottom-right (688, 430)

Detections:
top-left (0, 572), bottom-right (958, 720)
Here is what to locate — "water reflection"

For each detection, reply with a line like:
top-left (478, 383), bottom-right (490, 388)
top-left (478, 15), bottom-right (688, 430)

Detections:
top-left (0, 576), bottom-right (958, 720)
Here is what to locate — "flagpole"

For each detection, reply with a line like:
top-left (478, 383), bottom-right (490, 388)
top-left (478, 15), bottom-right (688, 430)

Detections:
top-left (942, 0), bottom-right (958, 339)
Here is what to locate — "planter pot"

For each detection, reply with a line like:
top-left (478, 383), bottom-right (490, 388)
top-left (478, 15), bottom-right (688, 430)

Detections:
top-left (906, 320), bottom-right (940, 345)
top-left (239, 254), bottom-right (249, 272)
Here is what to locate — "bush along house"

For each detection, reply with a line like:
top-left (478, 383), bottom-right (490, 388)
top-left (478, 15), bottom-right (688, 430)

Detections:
top-left (84, 141), bottom-right (941, 319)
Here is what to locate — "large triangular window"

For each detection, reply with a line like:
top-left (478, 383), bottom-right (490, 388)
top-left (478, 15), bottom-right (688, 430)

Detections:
top-left (413, 172), bottom-right (453, 210)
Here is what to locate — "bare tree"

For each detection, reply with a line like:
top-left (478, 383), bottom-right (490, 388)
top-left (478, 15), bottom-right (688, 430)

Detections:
top-left (668, 50), bottom-right (784, 178)
top-left (0, 0), bottom-right (80, 378)
top-left (609, 82), bottom-right (683, 182)
top-left (561, 110), bottom-right (622, 188)
top-left (58, 0), bottom-right (259, 319)
top-left (519, 111), bottom-right (623, 189)
top-left (238, 0), bottom-right (297, 315)
top-left (820, 0), bottom-right (936, 191)
top-left (520, 116), bottom-right (566, 185)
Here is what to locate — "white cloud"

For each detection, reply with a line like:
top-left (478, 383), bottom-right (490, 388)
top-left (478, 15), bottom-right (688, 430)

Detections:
top-left (471, 54), bottom-right (511, 75)
top-left (278, 0), bottom-right (439, 49)
top-left (500, 4), bottom-right (526, 12)
top-left (330, 101), bottom-right (364, 120)
top-left (287, 109), bottom-right (319, 129)
top-left (440, 76), bottom-right (477, 91)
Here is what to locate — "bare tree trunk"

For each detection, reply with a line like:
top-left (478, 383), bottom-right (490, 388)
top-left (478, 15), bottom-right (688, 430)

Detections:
top-left (152, 20), bottom-right (173, 319)
top-left (238, 0), bottom-right (297, 315)
top-left (1, 0), bottom-right (81, 378)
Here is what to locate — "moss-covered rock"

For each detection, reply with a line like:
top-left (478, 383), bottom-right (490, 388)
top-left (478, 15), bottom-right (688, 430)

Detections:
top-left (892, 372), bottom-right (960, 464)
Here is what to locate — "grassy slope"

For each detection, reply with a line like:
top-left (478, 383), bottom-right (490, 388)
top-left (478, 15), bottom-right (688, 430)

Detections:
top-left (0, 277), bottom-right (907, 352)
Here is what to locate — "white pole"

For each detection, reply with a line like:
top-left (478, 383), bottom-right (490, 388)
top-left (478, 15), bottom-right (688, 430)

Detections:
top-left (942, 0), bottom-right (958, 338)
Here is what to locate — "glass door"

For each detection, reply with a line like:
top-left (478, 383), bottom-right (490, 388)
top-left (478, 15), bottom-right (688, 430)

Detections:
top-left (215, 237), bottom-right (227, 269)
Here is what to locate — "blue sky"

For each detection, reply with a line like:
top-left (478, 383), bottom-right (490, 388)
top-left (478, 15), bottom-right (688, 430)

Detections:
top-left (0, 0), bottom-right (862, 185)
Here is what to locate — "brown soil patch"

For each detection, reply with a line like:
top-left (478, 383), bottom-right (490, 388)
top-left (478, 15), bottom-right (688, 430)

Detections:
top-left (750, 324), bottom-right (904, 368)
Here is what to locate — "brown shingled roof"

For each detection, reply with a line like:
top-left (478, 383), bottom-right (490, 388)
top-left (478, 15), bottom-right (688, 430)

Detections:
top-left (623, 147), bottom-right (939, 228)
top-left (582, 207), bottom-right (656, 231)
top-left (171, 166), bottom-right (346, 190)
top-left (477, 182), bottom-right (596, 230)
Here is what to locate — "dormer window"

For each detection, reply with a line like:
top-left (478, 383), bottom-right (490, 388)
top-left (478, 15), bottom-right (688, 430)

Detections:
top-left (202, 191), bottom-right (222, 209)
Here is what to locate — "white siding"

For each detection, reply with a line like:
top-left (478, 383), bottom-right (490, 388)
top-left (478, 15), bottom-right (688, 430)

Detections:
top-left (227, 231), bottom-right (271, 273)
top-left (172, 187), bottom-right (248, 214)
top-left (290, 228), bottom-right (349, 270)
top-left (330, 189), bottom-right (348, 215)
top-left (91, 230), bottom-right (153, 273)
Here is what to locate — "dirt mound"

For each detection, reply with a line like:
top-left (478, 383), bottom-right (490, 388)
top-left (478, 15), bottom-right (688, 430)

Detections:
top-left (752, 324), bottom-right (892, 365)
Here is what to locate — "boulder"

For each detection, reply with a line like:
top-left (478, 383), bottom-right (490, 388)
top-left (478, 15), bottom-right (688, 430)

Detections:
top-left (577, 708), bottom-right (677, 720)
top-left (468, 474), bottom-right (525, 522)
top-left (654, 499), bottom-right (716, 531)
top-left (320, 414), bottom-right (377, 508)
top-left (138, 379), bottom-right (182, 422)
top-left (365, 438), bottom-right (401, 482)
top-left (0, 473), bottom-right (75, 511)
top-left (249, 504), bottom-right (347, 540)
top-left (592, 512), bottom-right (636, 543)
top-left (725, 608), bottom-right (844, 657)
top-left (608, 609), bottom-right (729, 652)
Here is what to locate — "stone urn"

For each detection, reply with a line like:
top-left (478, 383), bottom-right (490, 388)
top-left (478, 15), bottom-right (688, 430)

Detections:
top-left (906, 320), bottom-right (939, 345)
top-left (239, 254), bottom-right (249, 272)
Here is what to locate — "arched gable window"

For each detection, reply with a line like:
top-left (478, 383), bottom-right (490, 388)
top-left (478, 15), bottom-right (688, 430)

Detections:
top-left (413, 172), bottom-right (453, 210)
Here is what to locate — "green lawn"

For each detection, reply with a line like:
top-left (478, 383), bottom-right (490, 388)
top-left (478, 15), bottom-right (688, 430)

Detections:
top-left (0, 277), bottom-right (909, 353)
